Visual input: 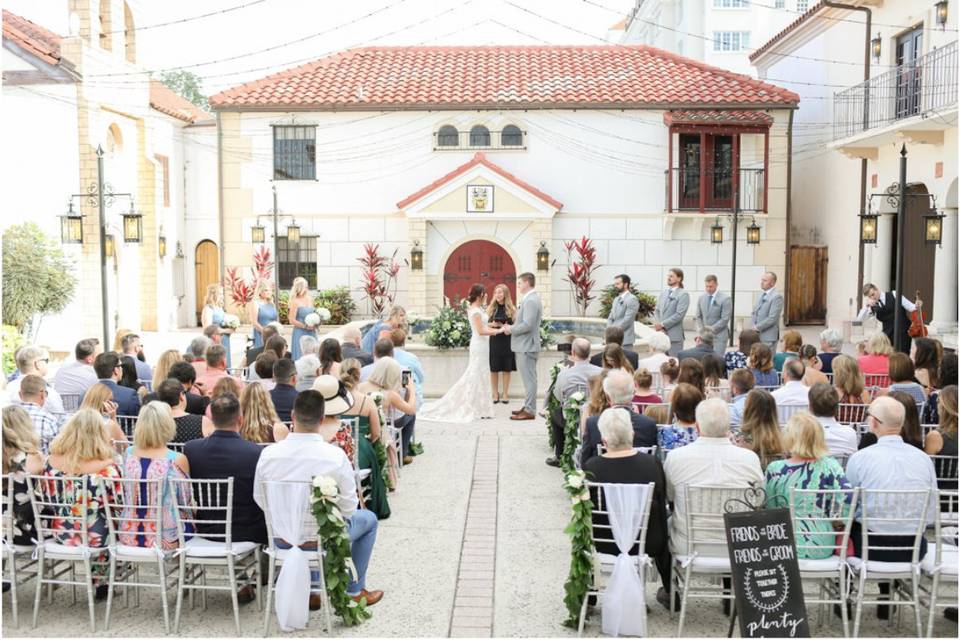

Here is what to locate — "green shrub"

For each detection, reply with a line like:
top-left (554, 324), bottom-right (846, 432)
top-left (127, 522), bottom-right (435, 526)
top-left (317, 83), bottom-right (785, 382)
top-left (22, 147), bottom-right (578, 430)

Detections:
top-left (424, 301), bottom-right (472, 350)
top-left (2, 223), bottom-right (77, 332)
top-left (539, 319), bottom-right (553, 349)
top-left (2, 325), bottom-right (23, 375)
top-left (597, 284), bottom-right (656, 322)
top-left (315, 286), bottom-right (356, 325)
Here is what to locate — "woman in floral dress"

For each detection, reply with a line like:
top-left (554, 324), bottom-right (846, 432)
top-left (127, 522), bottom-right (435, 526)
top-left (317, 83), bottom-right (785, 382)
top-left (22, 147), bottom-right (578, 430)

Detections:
top-left (3, 406), bottom-right (44, 545)
top-left (658, 383), bottom-right (702, 451)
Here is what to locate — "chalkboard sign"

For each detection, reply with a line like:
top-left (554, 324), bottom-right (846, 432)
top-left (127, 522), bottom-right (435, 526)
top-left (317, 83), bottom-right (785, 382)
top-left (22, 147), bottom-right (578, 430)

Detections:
top-left (724, 507), bottom-right (809, 638)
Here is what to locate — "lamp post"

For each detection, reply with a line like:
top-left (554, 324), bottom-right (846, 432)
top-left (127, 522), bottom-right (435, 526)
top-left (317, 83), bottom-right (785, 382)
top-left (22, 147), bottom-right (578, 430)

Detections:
top-left (250, 184), bottom-right (302, 295)
top-left (61, 145), bottom-right (137, 347)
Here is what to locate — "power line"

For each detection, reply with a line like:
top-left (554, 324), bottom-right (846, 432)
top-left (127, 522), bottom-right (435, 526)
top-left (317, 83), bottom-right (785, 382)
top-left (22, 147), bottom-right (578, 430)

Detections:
top-left (103, 0), bottom-right (270, 35)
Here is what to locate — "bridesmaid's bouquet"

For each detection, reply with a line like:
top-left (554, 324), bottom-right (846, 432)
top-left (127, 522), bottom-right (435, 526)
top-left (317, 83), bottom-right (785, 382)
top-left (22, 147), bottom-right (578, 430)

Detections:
top-left (315, 307), bottom-right (332, 323)
top-left (220, 314), bottom-right (240, 329)
top-left (303, 312), bottom-right (321, 329)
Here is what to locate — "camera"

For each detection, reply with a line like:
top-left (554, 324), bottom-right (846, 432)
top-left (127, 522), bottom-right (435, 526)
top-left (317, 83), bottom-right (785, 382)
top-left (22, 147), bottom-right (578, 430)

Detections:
top-left (557, 342), bottom-right (572, 354)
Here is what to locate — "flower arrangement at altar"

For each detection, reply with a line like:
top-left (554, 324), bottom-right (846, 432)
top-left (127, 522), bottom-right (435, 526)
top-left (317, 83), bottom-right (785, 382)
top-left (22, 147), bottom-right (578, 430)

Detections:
top-left (562, 469), bottom-right (595, 628)
top-left (561, 391), bottom-right (586, 473)
top-left (424, 301), bottom-right (471, 350)
top-left (219, 313), bottom-right (240, 330)
top-left (310, 475), bottom-right (372, 626)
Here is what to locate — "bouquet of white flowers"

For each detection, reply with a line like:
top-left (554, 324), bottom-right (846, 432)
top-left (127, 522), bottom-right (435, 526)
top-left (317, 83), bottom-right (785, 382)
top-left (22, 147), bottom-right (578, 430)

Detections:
top-left (315, 307), bottom-right (332, 323)
top-left (220, 314), bottom-right (240, 329)
top-left (303, 312), bottom-right (321, 329)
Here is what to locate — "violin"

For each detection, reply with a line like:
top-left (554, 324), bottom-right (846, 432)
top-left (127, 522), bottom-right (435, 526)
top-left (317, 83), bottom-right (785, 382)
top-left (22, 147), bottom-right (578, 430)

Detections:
top-left (908, 289), bottom-right (928, 338)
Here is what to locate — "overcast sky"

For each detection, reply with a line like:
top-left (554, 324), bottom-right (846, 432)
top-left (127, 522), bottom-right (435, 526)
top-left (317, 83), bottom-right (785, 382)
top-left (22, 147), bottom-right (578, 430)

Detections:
top-left (7, 0), bottom-right (635, 95)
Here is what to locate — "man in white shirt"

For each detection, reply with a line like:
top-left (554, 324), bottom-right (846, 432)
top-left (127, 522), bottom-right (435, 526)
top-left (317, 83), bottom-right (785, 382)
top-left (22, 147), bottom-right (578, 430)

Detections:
top-left (53, 338), bottom-right (100, 397)
top-left (807, 383), bottom-right (858, 457)
top-left (856, 283), bottom-right (916, 353)
top-left (771, 359), bottom-right (809, 411)
top-left (254, 390), bottom-right (383, 607)
top-left (6, 345), bottom-right (65, 415)
top-left (664, 398), bottom-right (763, 556)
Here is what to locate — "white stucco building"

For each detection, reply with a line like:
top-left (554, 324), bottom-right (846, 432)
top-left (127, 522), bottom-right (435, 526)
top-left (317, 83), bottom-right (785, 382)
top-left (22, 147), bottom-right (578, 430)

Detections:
top-left (751, 0), bottom-right (957, 337)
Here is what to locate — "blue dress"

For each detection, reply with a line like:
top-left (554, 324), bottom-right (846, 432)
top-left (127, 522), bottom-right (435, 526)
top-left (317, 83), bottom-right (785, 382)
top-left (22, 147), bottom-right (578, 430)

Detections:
top-left (291, 305), bottom-right (316, 361)
top-left (253, 302), bottom-right (279, 348)
top-left (208, 306), bottom-right (232, 368)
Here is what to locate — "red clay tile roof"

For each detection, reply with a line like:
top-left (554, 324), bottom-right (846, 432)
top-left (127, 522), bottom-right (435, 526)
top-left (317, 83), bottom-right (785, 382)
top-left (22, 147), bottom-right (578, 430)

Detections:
top-left (397, 152), bottom-right (563, 211)
top-left (2, 9), bottom-right (62, 66)
top-left (149, 81), bottom-right (212, 123)
top-left (664, 110), bottom-right (774, 126)
top-left (749, 1), bottom-right (827, 63)
top-left (211, 45), bottom-right (799, 111)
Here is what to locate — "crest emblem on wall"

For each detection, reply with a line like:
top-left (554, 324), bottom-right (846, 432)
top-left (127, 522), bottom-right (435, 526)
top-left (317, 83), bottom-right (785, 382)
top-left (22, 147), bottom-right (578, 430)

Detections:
top-left (466, 185), bottom-right (494, 213)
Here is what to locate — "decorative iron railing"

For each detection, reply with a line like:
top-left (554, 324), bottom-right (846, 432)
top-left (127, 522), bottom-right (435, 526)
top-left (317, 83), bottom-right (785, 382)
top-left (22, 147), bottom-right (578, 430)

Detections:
top-left (665, 167), bottom-right (766, 213)
top-left (833, 40), bottom-right (957, 141)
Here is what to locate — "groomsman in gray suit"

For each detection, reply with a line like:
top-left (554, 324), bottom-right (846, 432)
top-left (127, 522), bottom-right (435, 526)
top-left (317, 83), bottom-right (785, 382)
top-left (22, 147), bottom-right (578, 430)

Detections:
top-left (750, 271), bottom-right (784, 350)
top-left (504, 272), bottom-right (543, 421)
top-left (652, 267), bottom-right (690, 357)
top-left (695, 274), bottom-right (732, 355)
top-left (606, 274), bottom-right (640, 350)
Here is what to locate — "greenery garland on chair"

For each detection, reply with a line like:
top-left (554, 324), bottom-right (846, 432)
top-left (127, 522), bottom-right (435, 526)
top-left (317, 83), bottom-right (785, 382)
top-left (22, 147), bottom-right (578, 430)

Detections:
top-left (562, 469), bottom-right (595, 628)
top-left (560, 391), bottom-right (586, 473)
top-left (545, 361), bottom-right (563, 449)
top-left (310, 476), bottom-right (372, 626)
top-left (368, 392), bottom-right (395, 490)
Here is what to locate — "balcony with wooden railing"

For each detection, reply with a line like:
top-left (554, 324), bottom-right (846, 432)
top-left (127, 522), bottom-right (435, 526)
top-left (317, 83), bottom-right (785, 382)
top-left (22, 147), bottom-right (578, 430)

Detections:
top-left (665, 167), bottom-right (766, 213)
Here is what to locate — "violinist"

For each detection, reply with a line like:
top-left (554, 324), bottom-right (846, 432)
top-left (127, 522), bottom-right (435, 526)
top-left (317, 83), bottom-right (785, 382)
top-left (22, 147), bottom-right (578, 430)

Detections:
top-left (856, 283), bottom-right (916, 353)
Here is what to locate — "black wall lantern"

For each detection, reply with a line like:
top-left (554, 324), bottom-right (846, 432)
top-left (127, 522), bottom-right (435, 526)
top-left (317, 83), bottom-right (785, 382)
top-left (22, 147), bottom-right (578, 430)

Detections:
top-left (746, 219), bottom-right (761, 245)
top-left (410, 240), bottom-right (423, 270)
top-left (710, 218), bottom-right (724, 244)
top-left (859, 211), bottom-right (879, 244)
top-left (924, 210), bottom-right (945, 245)
top-left (872, 33), bottom-right (882, 61)
top-left (536, 241), bottom-right (550, 271)
top-left (60, 201), bottom-right (84, 244)
top-left (936, 0), bottom-right (949, 29)
top-left (121, 203), bottom-right (143, 243)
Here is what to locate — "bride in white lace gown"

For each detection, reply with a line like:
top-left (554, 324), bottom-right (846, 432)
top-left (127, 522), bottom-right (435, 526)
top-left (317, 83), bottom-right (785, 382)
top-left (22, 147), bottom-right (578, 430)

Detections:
top-left (419, 285), bottom-right (505, 423)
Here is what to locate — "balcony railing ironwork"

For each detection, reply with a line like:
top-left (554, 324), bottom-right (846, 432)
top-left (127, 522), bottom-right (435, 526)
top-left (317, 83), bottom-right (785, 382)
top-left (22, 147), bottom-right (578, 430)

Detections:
top-left (432, 129), bottom-right (527, 151)
top-left (665, 167), bottom-right (766, 213)
top-left (833, 40), bottom-right (957, 141)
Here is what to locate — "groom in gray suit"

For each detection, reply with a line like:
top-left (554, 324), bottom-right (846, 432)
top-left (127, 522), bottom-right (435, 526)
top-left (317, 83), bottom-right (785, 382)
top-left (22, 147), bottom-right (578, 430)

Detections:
top-left (504, 272), bottom-right (542, 421)
top-left (750, 271), bottom-right (784, 350)
top-left (695, 274), bottom-right (732, 355)
top-left (652, 267), bottom-right (690, 357)
top-left (606, 274), bottom-right (640, 350)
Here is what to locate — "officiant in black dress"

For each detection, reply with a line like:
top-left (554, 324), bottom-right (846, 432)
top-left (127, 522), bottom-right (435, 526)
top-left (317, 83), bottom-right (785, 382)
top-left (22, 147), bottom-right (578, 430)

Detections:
top-left (487, 284), bottom-right (517, 404)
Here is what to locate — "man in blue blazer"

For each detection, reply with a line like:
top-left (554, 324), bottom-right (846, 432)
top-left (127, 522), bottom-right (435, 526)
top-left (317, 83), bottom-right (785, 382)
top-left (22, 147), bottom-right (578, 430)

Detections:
top-left (93, 351), bottom-right (141, 417)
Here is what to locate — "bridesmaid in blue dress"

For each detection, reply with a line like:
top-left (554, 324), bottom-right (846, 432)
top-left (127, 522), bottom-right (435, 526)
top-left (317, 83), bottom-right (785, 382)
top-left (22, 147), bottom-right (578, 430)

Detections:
top-left (201, 284), bottom-right (234, 369)
top-left (249, 281), bottom-right (279, 348)
top-left (287, 276), bottom-right (316, 361)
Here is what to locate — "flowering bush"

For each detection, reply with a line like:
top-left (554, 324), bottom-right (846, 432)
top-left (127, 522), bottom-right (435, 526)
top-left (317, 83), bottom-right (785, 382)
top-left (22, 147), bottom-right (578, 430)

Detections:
top-left (357, 244), bottom-right (401, 318)
top-left (314, 287), bottom-right (356, 325)
top-left (252, 245), bottom-right (273, 283)
top-left (424, 301), bottom-right (471, 350)
top-left (225, 267), bottom-right (255, 309)
top-left (563, 237), bottom-right (600, 317)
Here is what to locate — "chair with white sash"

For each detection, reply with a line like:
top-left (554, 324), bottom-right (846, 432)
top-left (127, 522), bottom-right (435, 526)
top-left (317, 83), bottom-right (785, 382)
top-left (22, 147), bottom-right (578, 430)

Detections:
top-left (576, 481), bottom-right (655, 637)
top-left (920, 489), bottom-right (958, 637)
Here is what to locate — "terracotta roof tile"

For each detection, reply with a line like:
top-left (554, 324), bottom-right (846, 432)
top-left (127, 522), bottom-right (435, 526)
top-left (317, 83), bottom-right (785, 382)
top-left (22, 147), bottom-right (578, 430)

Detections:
top-left (749, 2), bottom-right (826, 63)
top-left (397, 152), bottom-right (562, 211)
top-left (149, 81), bottom-right (212, 123)
top-left (664, 110), bottom-right (774, 126)
top-left (2, 9), bottom-right (62, 66)
top-left (211, 45), bottom-right (799, 111)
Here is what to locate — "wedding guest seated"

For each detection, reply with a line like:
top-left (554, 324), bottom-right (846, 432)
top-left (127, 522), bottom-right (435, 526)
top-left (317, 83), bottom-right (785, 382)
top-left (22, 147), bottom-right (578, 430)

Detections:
top-left (859, 391), bottom-right (925, 450)
top-left (832, 355), bottom-right (871, 421)
top-left (676, 327), bottom-right (715, 363)
top-left (254, 390), bottom-right (383, 608)
top-left (702, 353), bottom-right (730, 401)
top-left (341, 326), bottom-right (374, 366)
top-left (53, 338), bottom-right (99, 397)
top-left (798, 345), bottom-right (829, 387)
top-left (269, 358), bottom-right (299, 423)
top-left (658, 382), bottom-right (702, 451)
top-left (202, 377), bottom-right (244, 437)
top-left (42, 408), bottom-right (123, 599)
top-left (243, 323), bottom-right (281, 377)
top-left (239, 381), bottom-right (289, 443)
top-left (120, 333), bottom-right (152, 382)
top-left (590, 326), bottom-right (639, 369)
top-left (357, 357), bottom-right (417, 465)
top-left (845, 396), bottom-right (938, 618)
top-left (312, 374), bottom-right (357, 461)
top-left (120, 402), bottom-right (192, 550)
top-left (580, 370), bottom-right (657, 468)
top-left (659, 359), bottom-right (679, 402)
top-left (807, 383), bottom-right (858, 457)
top-left (887, 352), bottom-right (926, 406)
top-left (252, 353), bottom-right (278, 391)
top-left (858, 332), bottom-right (893, 382)
top-left (923, 353), bottom-right (957, 424)
top-left (733, 389), bottom-right (787, 470)
top-left (389, 330), bottom-right (424, 410)
top-left (644, 404), bottom-right (669, 425)
top-left (362, 304), bottom-right (406, 354)
top-left (94, 351), bottom-right (141, 416)
top-left (676, 358), bottom-right (705, 396)
top-left (582, 407), bottom-right (672, 606)
top-left (637, 332), bottom-right (671, 373)
top-left (6, 345), bottom-right (65, 414)
top-left (922, 384), bottom-right (957, 460)
top-left (728, 368), bottom-right (755, 428)
top-left (600, 343), bottom-right (634, 375)
top-left (340, 358), bottom-right (393, 515)
top-left (748, 343), bottom-right (779, 388)
top-left (771, 359), bottom-right (809, 408)
top-left (17, 374), bottom-right (61, 454)
top-left (631, 368), bottom-right (662, 405)
top-left (764, 412), bottom-right (851, 558)
top-left (320, 338), bottom-right (344, 378)
top-left (665, 398), bottom-right (763, 556)
top-left (188, 336), bottom-right (212, 374)
top-left (197, 345), bottom-right (243, 396)
top-left (817, 329), bottom-right (843, 375)
top-left (725, 329), bottom-right (760, 375)
top-left (167, 361), bottom-right (211, 415)
top-left (119, 355), bottom-right (146, 398)
top-left (580, 373), bottom-right (610, 437)
top-left (3, 406), bottom-right (44, 546)
top-left (264, 334), bottom-right (290, 361)
top-left (295, 335), bottom-right (321, 392)
top-left (151, 349), bottom-right (184, 394)
top-left (912, 337), bottom-right (942, 393)
top-left (546, 338), bottom-right (601, 467)
top-left (773, 330), bottom-right (802, 372)
top-left (185, 392), bottom-right (267, 605)
top-left (79, 383), bottom-right (127, 442)
top-left (156, 379), bottom-right (204, 444)
top-left (360, 339), bottom-right (395, 382)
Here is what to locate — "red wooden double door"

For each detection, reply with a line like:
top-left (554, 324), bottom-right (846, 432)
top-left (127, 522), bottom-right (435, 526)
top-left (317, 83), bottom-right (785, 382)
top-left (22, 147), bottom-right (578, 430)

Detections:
top-left (443, 240), bottom-right (516, 305)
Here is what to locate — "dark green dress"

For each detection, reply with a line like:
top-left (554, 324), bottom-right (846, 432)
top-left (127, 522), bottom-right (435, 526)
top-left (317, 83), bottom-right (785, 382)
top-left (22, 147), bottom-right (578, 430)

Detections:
top-left (345, 404), bottom-right (390, 520)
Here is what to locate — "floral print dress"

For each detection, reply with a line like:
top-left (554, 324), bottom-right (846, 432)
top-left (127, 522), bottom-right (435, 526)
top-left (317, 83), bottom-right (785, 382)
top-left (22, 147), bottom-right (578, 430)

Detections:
top-left (5, 453), bottom-right (36, 546)
top-left (657, 423), bottom-right (698, 451)
top-left (119, 451), bottom-right (194, 550)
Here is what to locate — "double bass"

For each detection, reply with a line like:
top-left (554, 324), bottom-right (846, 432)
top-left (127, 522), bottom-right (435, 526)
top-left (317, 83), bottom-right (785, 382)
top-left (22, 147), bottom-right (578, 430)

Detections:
top-left (908, 289), bottom-right (928, 338)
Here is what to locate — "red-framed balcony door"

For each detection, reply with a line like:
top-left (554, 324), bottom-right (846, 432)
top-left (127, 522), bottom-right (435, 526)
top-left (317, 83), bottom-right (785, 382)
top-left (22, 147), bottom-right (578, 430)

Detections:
top-left (704, 134), bottom-right (736, 210)
top-left (678, 133), bottom-right (702, 210)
